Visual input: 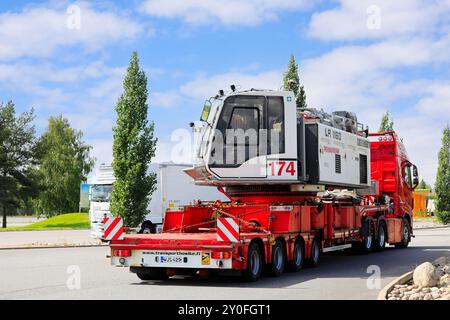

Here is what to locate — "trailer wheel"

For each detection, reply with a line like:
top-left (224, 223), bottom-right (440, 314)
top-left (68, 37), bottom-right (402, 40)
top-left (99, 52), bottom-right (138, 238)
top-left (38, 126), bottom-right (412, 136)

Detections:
top-left (131, 267), bottom-right (168, 281)
top-left (374, 221), bottom-right (387, 252)
top-left (307, 238), bottom-right (321, 267)
top-left (395, 218), bottom-right (411, 249)
top-left (289, 238), bottom-right (304, 272)
top-left (139, 222), bottom-right (155, 234)
top-left (361, 220), bottom-right (374, 254)
top-left (244, 242), bottom-right (263, 282)
top-left (270, 239), bottom-right (286, 276)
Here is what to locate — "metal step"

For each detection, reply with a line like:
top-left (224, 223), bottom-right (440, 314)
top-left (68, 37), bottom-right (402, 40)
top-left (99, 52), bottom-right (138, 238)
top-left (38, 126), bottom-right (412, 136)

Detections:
top-left (322, 243), bottom-right (352, 253)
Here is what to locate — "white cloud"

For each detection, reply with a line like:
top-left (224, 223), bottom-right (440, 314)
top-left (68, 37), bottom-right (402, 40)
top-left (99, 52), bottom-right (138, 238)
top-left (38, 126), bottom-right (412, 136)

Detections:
top-left (180, 69), bottom-right (283, 99)
top-left (0, 1), bottom-right (144, 60)
top-left (416, 82), bottom-right (450, 117)
top-left (303, 0), bottom-right (450, 185)
top-left (89, 139), bottom-right (113, 166)
top-left (151, 91), bottom-right (184, 108)
top-left (308, 0), bottom-right (450, 41)
top-left (301, 39), bottom-right (432, 110)
top-left (140, 0), bottom-right (312, 27)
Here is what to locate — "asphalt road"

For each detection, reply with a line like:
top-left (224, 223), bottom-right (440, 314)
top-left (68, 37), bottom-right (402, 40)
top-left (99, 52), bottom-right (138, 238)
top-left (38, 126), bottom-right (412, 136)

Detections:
top-left (0, 227), bottom-right (449, 300)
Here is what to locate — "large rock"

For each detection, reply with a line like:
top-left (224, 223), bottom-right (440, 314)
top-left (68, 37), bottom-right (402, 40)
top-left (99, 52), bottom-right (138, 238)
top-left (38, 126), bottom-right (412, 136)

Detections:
top-left (433, 257), bottom-right (447, 266)
top-left (413, 262), bottom-right (441, 288)
top-left (440, 274), bottom-right (450, 287)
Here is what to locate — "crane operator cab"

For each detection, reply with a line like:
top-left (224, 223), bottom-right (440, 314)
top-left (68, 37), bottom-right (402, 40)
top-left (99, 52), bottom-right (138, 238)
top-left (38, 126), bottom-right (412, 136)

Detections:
top-left (185, 89), bottom-right (372, 190)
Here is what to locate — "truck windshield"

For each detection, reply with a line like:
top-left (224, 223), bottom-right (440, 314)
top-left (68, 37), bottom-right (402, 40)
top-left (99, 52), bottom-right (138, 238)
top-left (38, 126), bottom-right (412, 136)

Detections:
top-left (91, 185), bottom-right (113, 202)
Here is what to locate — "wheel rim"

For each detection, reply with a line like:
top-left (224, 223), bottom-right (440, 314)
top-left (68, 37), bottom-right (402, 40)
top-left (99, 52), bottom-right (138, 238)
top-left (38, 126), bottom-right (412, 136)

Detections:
top-left (274, 246), bottom-right (283, 270)
top-left (365, 235), bottom-right (372, 249)
top-left (251, 250), bottom-right (260, 275)
top-left (379, 225), bottom-right (385, 247)
top-left (403, 224), bottom-right (409, 242)
top-left (313, 242), bottom-right (319, 262)
top-left (294, 243), bottom-right (302, 266)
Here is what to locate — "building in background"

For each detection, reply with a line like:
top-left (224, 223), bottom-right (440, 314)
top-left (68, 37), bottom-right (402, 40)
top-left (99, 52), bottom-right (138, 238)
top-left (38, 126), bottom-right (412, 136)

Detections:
top-left (413, 189), bottom-right (434, 218)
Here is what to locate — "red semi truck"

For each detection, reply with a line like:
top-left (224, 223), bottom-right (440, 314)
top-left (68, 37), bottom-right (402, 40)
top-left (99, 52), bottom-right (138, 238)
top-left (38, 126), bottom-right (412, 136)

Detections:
top-left (109, 89), bottom-right (418, 282)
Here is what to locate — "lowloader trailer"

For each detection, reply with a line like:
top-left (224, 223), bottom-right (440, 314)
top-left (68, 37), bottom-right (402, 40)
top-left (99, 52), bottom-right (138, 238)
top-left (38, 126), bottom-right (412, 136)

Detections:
top-left (109, 89), bottom-right (418, 281)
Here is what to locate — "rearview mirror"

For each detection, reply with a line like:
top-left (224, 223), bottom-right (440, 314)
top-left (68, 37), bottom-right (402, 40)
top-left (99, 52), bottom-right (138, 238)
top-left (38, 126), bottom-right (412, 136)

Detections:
top-left (200, 101), bottom-right (211, 122)
top-left (413, 177), bottom-right (419, 188)
top-left (412, 165), bottom-right (418, 178)
top-left (412, 165), bottom-right (419, 189)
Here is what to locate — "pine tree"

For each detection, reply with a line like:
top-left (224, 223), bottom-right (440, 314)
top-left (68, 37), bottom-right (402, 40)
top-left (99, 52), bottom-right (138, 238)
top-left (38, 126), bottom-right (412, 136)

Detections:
top-left (435, 125), bottom-right (450, 224)
top-left (378, 111), bottom-right (394, 132)
top-left (34, 116), bottom-right (94, 217)
top-left (283, 54), bottom-right (307, 109)
top-left (111, 52), bottom-right (157, 227)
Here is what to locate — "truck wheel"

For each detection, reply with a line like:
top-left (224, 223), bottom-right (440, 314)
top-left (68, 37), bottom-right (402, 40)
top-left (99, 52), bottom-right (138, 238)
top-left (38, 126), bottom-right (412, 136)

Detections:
top-left (244, 242), bottom-right (263, 282)
top-left (395, 219), bottom-right (411, 249)
top-left (361, 221), bottom-right (374, 254)
top-left (289, 238), bottom-right (304, 272)
top-left (270, 239), bottom-right (286, 276)
top-left (307, 238), bottom-right (321, 267)
top-left (374, 221), bottom-right (387, 252)
top-left (132, 267), bottom-right (168, 281)
top-left (139, 222), bottom-right (155, 234)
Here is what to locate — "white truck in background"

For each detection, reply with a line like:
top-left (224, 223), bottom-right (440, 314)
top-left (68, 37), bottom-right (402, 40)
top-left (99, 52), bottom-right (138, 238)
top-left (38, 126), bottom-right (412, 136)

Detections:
top-left (89, 163), bottom-right (227, 239)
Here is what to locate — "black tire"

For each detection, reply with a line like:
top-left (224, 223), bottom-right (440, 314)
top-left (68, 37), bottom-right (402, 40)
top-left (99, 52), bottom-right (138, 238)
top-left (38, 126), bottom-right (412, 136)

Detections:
top-left (374, 221), bottom-right (387, 252)
top-left (139, 222), bottom-right (155, 234)
top-left (131, 267), bottom-right (168, 281)
top-left (269, 239), bottom-right (286, 276)
top-left (289, 238), bottom-right (304, 272)
top-left (361, 220), bottom-right (374, 254)
top-left (395, 218), bottom-right (411, 249)
top-left (244, 242), bottom-right (263, 282)
top-left (307, 238), bottom-right (321, 267)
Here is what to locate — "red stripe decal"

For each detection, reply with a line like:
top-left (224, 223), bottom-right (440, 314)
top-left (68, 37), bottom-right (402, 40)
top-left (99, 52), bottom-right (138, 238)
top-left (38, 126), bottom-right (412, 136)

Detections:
top-left (221, 218), bottom-right (239, 240)
top-left (104, 218), bottom-right (120, 239)
top-left (217, 227), bottom-right (229, 242)
top-left (111, 226), bottom-right (124, 240)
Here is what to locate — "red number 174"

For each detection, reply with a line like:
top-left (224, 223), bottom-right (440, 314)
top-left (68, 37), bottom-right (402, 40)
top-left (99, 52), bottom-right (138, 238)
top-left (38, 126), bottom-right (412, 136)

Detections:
top-left (268, 161), bottom-right (295, 176)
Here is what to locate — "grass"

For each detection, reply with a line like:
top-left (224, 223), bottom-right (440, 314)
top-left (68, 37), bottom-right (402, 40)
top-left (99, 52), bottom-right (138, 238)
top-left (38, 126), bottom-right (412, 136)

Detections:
top-left (1, 213), bottom-right (90, 231)
top-left (414, 215), bottom-right (438, 222)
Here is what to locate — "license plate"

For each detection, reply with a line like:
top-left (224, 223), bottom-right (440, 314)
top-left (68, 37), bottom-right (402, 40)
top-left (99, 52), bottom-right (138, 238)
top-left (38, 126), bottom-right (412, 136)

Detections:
top-left (141, 251), bottom-right (204, 268)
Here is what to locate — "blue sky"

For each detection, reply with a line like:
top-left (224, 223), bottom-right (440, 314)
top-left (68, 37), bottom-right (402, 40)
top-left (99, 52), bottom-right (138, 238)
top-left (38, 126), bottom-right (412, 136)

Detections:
top-left (1, 0), bottom-right (449, 185)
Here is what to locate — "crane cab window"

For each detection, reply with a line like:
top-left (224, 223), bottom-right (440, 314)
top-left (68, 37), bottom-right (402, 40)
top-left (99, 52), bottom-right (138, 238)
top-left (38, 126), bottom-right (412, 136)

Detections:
top-left (228, 108), bottom-right (259, 131)
top-left (267, 96), bottom-right (285, 154)
top-left (212, 96), bottom-right (264, 167)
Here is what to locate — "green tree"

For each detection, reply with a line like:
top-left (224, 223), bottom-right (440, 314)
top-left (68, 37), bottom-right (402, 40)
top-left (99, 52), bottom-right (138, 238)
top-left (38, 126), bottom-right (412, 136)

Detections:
top-left (418, 179), bottom-right (431, 190)
top-left (435, 125), bottom-right (450, 224)
top-left (379, 111), bottom-right (394, 132)
top-left (34, 116), bottom-right (94, 217)
top-left (283, 54), bottom-right (307, 109)
top-left (0, 101), bottom-right (38, 228)
top-left (111, 52), bottom-right (157, 227)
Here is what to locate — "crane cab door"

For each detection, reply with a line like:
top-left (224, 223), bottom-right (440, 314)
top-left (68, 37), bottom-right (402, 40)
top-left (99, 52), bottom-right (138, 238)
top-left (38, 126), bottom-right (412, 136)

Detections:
top-left (206, 93), bottom-right (298, 182)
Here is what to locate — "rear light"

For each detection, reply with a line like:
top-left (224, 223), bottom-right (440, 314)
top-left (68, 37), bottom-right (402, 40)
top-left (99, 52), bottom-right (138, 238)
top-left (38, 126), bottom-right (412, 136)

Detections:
top-left (112, 249), bottom-right (131, 257)
top-left (211, 251), bottom-right (232, 259)
top-left (222, 252), bottom-right (232, 259)
top-left (211, 252), bottom-right (221, 259)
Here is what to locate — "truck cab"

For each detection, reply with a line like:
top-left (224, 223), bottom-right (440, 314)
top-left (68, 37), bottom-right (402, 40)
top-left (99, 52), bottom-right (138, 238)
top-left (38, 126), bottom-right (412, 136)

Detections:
top-left (89, 165), bottom-right (115, 239)
top-left (369, 132), bottom-right (419, 231)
